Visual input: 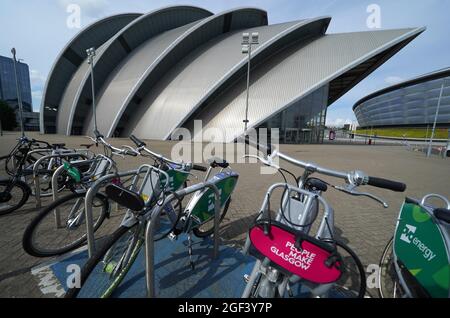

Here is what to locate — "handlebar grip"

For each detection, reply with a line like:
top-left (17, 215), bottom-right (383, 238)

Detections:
top-left (124, 150), bottom-right (138, 157)
top-left (192, 164), bottom-right (208, 172)
top-left (94, 130), bottom-right (104, 139)
top-left (367, 176), bottom-right (406, 192)
top-left (130, 135), bottom-right (146, 148)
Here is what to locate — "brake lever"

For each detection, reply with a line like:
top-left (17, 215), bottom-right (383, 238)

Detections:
top-left (334, 185), bottom-right (389, 208)
top-left (243, 155), bottom-right (280, 170)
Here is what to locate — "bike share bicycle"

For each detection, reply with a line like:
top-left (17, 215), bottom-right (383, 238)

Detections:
top-left (0, 135), bottom-right (91, 216)
top-left (379, 194), bottom-right (450, 298)
top-left (65, 135), bottom-right (238, 298)
top-left (240, 140), bottom-right (406, 298)
top-left (22, 130), bottom-right (140, 257)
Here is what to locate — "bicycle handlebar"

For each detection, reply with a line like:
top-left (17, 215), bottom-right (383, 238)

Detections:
top-left (243, 139), bottom-right (406, 192)
top-left (192, 164), bottom-right (208, 172)
top-left (130, 135), bottom-right (146, 148)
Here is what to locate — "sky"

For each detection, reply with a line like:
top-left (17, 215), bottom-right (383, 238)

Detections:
top-left (0, 0), bottom-right (448, 127)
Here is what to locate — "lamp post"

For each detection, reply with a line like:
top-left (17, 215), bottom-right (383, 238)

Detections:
top-left (11, 48), bottom-right (25, 137)
top-left (242, 32), bottom-right (259, 133)
top-left (427, 82), bottom-right (445, 158)
top-left (86, 47), bottom-right (98, 134)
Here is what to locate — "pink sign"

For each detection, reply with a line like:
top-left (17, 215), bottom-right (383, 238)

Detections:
top-left (250, 225), bottom-right (341, 284)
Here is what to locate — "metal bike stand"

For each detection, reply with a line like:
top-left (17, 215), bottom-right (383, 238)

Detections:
top-left (145, 181), bottom-right (221, 298)
top-left (33, 153), bottom-right (89, 208)
top-left (84, 165), bottom-right (170, 258)
top-left (50, 154), bottom-right (115, 227)
top-left (51, 165), bottom-right (66, 228)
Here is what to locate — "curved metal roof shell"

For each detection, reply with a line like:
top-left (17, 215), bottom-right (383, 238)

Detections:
top-left (40, 13), bottom-right (142, 133)
top-left (190, 27), bottom-right (425, 142)
top-left (127, 17), bottom-right (331, 140)
top-left (101, 7), bottom-right (269, 137)
top-left (56, 6), bottom-right (213, 135)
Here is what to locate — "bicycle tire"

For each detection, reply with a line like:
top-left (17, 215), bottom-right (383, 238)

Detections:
top-left (0, 179), bottom-right (30, 216)
top-left (192, 198), bottom-right (231, 238)
top-left (22, 192), bottom-right (109, 257)
top-left (65, 225), bottom-right (141, 298)
top-left (330, 239), bottom-right (366, 298)
top-left (378, 237), bottom-right (405, 298)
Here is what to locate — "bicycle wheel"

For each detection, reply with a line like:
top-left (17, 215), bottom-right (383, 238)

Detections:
top-left (22, 192), bottom-right (109, 257)
top-left (318, 239), bottom-right (366, 298)
top-left (0, 179), bottom-right (30, 216)
top-left (192, 198), bottom-right (231, 238)
top-left (65, 225), bottom-right (142, 298)
top-left (378, 238), bottom-right (405, 298)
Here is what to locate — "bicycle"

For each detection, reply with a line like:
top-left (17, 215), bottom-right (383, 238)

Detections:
top-left (22, 130), bottom-right (139, 257)
top-left (378, 194), bottom-right (450, 298)
top-left (65, 138), bottom-right (238, 298)
top-left (0, 136), bottom-right (90, 216)
top-left (241, 141), bottom-right (406, 298)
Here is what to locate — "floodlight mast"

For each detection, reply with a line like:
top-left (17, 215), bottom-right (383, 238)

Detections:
top-left (86, 47), bottom-right (98, 134)
top-left (11, 48), bottom-right (25, 137)
top-left (427, 82), bottom-right (445, 158)
top-left (242, 32), bottom-right (259, 134)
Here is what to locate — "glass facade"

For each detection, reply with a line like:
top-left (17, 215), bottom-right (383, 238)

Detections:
top-left (257, 84), bottom-right (329, 144)
top-left (355, 75), bottom-right (450, 128)
top-left (0, 55), bottom-right (33, 112)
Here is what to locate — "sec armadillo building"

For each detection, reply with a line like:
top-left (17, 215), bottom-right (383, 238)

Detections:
top-left (40, 6), bottom-right (425, 143)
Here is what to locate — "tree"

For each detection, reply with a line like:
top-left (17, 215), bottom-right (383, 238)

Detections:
top-left (0, 100), bottom-right (18, 131)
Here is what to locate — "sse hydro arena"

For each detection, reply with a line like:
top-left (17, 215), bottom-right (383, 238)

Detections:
top-left (353, 68), bottom-right (450, 132)
top-left (40, 6), bottom-right (425, 143)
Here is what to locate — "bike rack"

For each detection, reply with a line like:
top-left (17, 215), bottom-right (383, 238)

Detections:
top-left (84, 165), bottom-right (170, 258)
top-left (145, 181), bottom-right (221, 298)
top-left (50, 155), bottom-right (116, 227)
top-left (33, 153), bottom-right (89, 208)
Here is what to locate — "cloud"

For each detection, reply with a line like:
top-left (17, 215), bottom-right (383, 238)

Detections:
top-left (32, 90), bottom-right (42, 99)
top-left (326, 118), bottom-right (355, 128)
top-left (30, 69), bottom-right (46, 87)
top-left (58, 0), bottom-right (109, 18)
top-left (384, 76), bottom-right (404, 85)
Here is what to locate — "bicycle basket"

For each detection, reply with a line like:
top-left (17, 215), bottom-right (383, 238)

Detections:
top-left (249, 220), bottom-right (342, 284)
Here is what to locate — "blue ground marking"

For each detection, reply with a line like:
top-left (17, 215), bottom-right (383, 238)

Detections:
top-left (48, 234), bottom-right (355, 298)
top-left (50, 234), bottom-right (256, 298)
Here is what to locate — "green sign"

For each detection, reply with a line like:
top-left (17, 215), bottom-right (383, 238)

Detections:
top-left (189, 172), bottom-right (238, 226)
top-left (394, 201), bottom-right (450, 298)
top-left (160, 169), bottom-right (190, 192)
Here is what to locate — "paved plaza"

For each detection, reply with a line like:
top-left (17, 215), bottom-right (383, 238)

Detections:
top-left (0, 132), bottom-right (449, 298)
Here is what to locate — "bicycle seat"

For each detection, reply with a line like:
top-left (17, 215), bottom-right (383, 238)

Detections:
top-left (52, 143), bottom-right (66, 149)
top-left (80, 144), bottom-right (94, 149)
top-left (434, 208), bottom-right (450, 224)
top-left (105, 184), bottom-right (145, 212)
top-left (207, 157), bottom-right (229, 169)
